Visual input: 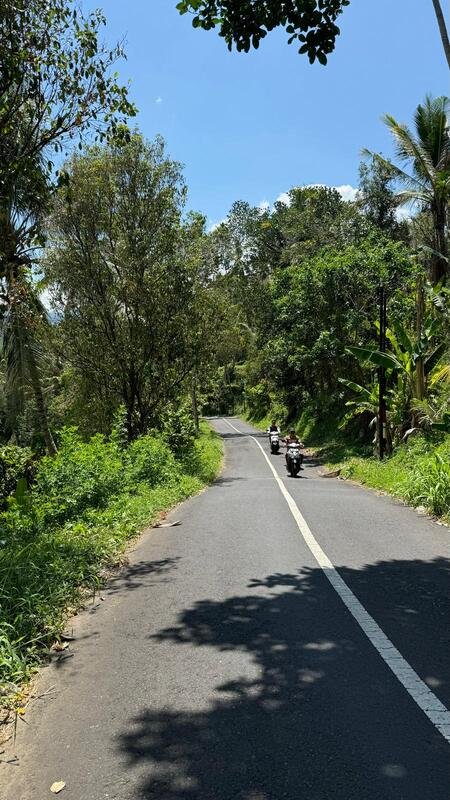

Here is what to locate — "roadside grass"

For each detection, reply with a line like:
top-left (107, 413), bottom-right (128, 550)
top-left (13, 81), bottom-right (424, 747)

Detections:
top-left (241, 410), bottom-right (449, 523)
top-left (339, 436), bottom-right (450, 521)
top-left (0, 421), bottom-right (223, 695)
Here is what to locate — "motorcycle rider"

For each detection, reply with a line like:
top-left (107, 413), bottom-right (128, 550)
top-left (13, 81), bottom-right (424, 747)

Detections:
top-left (284, 429), bottom-right (304, 469)
top-left (267, 420), bottom-right (280, 434)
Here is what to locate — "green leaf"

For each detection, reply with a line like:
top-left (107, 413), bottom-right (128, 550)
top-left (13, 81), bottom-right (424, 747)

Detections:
top-left (346, 346), bottom-right (402, 371)
top-left (338, 377), bottom-right (371, 399)
top-left (391, 321), bottom-right (414, 354)
top-left (13, 478), bottom-right (29, 507)
top-left (424, 341), bottom-right (448, 375)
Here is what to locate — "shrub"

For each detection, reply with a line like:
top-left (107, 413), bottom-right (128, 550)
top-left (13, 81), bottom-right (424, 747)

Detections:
top-left (35, 427), bottom-right (123, 525)
top-left (124, 434), bottom-right (178, 486)
top-left (0, 445), bottom-right (35, 507)
top-left (161, 403), bottom-right (196, 455)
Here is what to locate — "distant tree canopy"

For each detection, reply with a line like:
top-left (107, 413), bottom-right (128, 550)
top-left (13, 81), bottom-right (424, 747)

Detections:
top-left (176, 0), bottom-right (349, 64)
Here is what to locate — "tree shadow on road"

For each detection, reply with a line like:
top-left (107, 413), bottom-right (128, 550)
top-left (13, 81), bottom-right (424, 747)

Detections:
top-left (116, 558), bottom-right (450, 800)
top-left (105, 557), bottom-right (180, 597)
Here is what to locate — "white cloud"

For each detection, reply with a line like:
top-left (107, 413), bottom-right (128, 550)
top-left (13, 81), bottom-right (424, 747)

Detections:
top-left (334, 184), bottom-right (359, 202)
top-left (258, 199), bottom-right (271, 212)
top-left (275, 191), bottom-right (291, 206)
top-left (155, 97), bottom-right (163, 104)
top-left (207, 217), bottom-right (227, 233)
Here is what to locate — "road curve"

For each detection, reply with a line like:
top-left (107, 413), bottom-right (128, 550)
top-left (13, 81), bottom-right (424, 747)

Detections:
top-left (2, 417), bottom-right (450, 800)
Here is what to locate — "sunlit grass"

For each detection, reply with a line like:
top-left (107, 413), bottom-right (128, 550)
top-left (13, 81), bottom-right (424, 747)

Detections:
top-left (0, 422), bottom-right (223, 692)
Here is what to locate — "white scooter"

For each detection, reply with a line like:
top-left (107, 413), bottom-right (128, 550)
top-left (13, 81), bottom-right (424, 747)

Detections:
top-left (285, 441), bottom-right (304, 477)
top-left (268, 431), bottom-right (280, 454)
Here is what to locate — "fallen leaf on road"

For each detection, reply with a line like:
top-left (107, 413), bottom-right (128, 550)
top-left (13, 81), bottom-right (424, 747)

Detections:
top-left (51, 642), bottom-right (69, 652)
top-left (50, 781), bottom-right (66, 793)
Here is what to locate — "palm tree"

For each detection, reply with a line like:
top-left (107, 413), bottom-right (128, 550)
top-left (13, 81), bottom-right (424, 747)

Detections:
top-left (0, 130), bottom-right (57, 455)
top-left (0, 276), bottom-right (57, 455)
top-left (364, 95), bottom-right (450, 285)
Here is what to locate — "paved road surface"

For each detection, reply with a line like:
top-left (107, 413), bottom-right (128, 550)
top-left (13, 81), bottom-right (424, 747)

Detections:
top-left (2, 417), bottom-right (450, 799)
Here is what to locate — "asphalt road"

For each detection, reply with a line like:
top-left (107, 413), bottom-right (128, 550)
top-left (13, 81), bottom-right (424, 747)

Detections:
top-left (2, 417), bottom-right (450, 800)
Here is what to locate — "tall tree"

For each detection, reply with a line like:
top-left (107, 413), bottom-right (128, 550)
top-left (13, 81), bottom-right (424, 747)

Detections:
top-left (0, 0), bottom-right (135, 451)
top-left (358, 157), bottom-right (408, 239)
top-left (0, 132), bottom-right (58, 453)
top-left (44, 135), bottom-right (211, 440)
top-left (0, 278), bottom-right (57, 454)
top-left (364, 95), bottom-right (450, 284)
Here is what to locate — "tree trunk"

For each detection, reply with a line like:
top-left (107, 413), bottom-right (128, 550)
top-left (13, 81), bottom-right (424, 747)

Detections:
top-left (415, 278), bottom-right (426, 402)
top-left (431, 203), bottom-right (448, 284)
top-left (26, 343), bottom-right (57, 456)
top-left (191, 373), bottom-right (199, 434)
top-left (431, 0), bottom-right (450, 70)
top-left (385, 417), bottom-right (393, 455)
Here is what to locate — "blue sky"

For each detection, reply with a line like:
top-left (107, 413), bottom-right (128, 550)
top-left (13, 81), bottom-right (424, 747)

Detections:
top-left (86, 0), bottom-right (447, 227)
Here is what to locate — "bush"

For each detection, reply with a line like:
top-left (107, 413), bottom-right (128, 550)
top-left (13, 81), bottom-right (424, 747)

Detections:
top-left (161, 403), bottom-right (196, 455)
top-left (244, 381), bottom-right (271, 421)
top-left (35, 427), bottom-right (123, 525)
top-left (124, 434), bottom-right (178, 486)
top-left (0, 445), bottom-right (35, 507)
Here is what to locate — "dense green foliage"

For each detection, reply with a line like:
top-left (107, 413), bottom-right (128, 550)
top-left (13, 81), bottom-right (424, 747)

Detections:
top-left (200, 97), bottom-right (449, 519)
top-left (0, 423), bottom-right (222, 686)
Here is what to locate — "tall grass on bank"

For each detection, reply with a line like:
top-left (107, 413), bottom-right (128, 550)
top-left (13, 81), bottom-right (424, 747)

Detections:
top-left (0, 422), bottom-right (222, 688)
top-left (340, 435), bottom-right (450, 520)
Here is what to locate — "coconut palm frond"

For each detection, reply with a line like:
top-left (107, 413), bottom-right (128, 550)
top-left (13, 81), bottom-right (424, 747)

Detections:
top-left (382, 114), bottom-right (435, 183)
top-left (361, 150), bottom-right (427, 193)
top-left (414, 95), bottom-right (450, 170)
top-left (394, 189), bottom-right (431, 207)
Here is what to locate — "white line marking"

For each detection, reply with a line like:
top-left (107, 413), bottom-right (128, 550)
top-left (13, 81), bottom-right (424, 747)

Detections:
top-left (221, 417), bottom-right (450, 743)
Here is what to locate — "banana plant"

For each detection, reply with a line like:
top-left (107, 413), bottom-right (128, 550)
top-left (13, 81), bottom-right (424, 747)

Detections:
top-left (345, 314), bottom-right (447, 437)
top-left (338, 377), bottom-right (394, 453)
